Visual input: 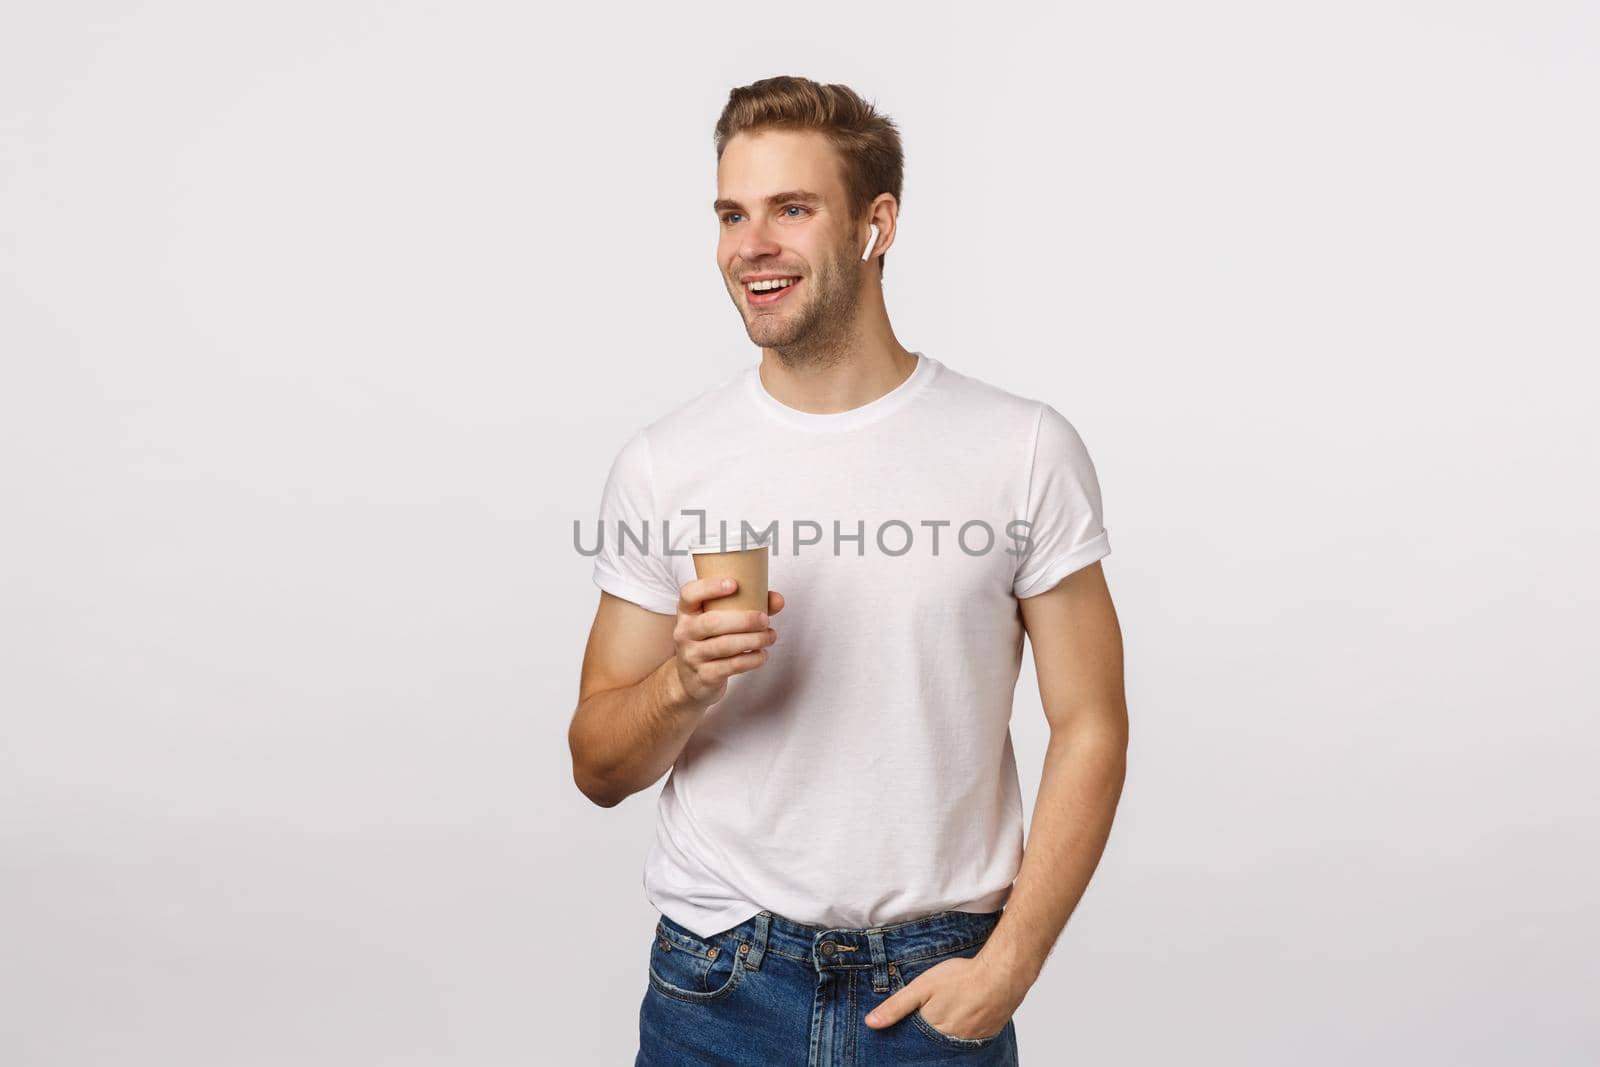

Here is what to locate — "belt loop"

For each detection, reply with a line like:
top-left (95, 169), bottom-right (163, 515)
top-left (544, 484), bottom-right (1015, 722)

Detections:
top-left (867, 928), bottom-right (889, 993)
top-left (742, 911), bottom-right (770, 972)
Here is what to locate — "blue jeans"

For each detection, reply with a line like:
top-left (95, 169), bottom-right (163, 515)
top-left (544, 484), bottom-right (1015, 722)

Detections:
top-left (635, 906), bottom-right (1021, 1065)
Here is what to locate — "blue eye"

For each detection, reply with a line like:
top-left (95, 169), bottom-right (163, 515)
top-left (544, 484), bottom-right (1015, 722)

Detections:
top-left (721, 205), bottom-right (807, 224)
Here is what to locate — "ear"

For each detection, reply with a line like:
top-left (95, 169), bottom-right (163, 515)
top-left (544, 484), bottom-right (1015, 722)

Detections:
top-left (861, 223), bottom-right (880, 261)
top-left (860, 194), bottom-right (898, 266)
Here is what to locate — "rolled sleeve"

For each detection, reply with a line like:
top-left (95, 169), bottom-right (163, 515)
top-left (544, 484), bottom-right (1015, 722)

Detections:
top-left (1012, 403), bottom-right (1112, 598)
top-left (590, 432), bottom-right (681, 615)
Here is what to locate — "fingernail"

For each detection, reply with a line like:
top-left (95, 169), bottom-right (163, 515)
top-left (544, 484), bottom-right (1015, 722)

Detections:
top-left (723, 579), bottom-right (734, 590)
top-left (867, 1013), bottom-right (881, 1025)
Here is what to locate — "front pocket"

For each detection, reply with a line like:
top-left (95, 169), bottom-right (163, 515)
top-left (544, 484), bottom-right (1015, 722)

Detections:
top-left (647, 916), bottom-right (746, 1004)
top-left (888, 945), bottom-right (1011, 1050)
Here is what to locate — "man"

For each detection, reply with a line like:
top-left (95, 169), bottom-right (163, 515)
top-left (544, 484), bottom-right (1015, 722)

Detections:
top-left (570, 75), bottom-right (1127, 1066)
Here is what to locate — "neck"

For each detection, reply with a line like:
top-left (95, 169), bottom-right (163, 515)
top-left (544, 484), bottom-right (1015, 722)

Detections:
top-left (757, 283), bottom-right (916, 415)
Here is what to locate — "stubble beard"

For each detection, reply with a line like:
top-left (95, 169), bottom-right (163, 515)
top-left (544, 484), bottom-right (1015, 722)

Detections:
top-left (741, 241), bottom-right (863, 372)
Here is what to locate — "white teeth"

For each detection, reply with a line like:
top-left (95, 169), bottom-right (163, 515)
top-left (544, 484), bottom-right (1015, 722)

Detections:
top-left (748, 278), bottom-right (795, 292)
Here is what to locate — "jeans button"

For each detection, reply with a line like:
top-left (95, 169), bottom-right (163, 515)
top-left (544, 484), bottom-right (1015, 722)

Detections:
top-left (820, 940), bottom-right (837, 956)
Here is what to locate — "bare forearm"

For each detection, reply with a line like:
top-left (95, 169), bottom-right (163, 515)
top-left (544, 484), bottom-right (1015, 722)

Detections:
top-left (979, 724), bottom-right (1127, 986)
top-left (570, 657), bottom-right (705, 807)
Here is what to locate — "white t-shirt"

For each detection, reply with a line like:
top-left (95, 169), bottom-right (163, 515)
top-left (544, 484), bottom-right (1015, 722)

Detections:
top-left (589, 352), bottom-right (1111, 938)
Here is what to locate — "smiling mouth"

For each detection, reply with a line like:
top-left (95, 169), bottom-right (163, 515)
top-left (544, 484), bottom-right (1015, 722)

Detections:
top-left (745, 276), bottom-right (800, 307)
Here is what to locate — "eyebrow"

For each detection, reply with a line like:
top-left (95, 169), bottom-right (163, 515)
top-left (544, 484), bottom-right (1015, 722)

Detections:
top-left (712, 189), bottom-right (825, 215)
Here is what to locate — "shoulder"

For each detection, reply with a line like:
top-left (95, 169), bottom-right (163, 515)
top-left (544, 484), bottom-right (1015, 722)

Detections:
top-left (922, 357), bottom-right (1065, 440)
top-left (600, 363), bottom-right (749, 467)
top-left (631, 364), bottom-right (749, 450)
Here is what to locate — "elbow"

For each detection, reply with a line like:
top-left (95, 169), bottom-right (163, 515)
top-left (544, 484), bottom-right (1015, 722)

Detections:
top-left (572, 735), bottom-right (627, 809)
top-left (575, 765), bottom-right (625, 808)
top-left (570, 746), bottom-right (621, 806)
top-left (1051, 708), bottom-right (1130, 758)
top-left (569, 718), bottom-right (622, 808)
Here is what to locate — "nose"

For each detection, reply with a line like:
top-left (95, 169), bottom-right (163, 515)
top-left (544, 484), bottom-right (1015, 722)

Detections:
top-left (736, 214), bottom-right (781, 264)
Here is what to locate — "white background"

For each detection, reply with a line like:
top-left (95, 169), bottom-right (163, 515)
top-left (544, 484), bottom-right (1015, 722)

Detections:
top-left (2, 2), bottom-right (1596, 1063)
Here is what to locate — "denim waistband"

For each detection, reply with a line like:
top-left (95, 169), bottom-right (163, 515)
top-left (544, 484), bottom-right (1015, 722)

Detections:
top-left (660, 907), bottom-right (1004, 995)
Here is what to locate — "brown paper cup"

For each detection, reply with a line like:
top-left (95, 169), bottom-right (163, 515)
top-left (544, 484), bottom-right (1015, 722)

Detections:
top-left (689, 534), bottom-right (770, 613)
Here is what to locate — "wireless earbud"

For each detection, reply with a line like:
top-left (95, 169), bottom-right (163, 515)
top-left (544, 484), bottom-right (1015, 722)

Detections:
top-left (861, 223), bottom-right (879, 261)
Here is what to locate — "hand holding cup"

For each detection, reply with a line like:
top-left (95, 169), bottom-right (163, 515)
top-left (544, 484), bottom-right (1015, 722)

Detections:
top-left (671, 574), bottom-right (784, 711)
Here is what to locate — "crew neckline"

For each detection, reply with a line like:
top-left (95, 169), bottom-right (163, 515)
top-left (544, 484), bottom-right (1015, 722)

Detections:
top-left (747, 351), bottom-right (939, 432)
